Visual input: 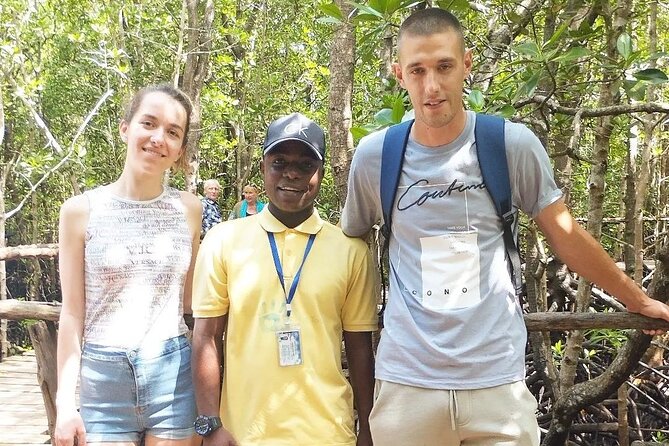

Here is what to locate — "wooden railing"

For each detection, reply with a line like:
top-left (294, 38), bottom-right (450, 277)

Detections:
top-left (3, 243), bottom-right (669, 445)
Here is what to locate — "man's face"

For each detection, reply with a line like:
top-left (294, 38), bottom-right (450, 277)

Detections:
top-left (204, 183), bottom-right (220, 200)
top-left (262, 141), bottom-right (323, 220)
top-left (393, 29), bottom-right (472, 132)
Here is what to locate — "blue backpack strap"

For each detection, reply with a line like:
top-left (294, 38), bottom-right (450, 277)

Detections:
top-left (475, 113), bottom-right (522, 296)
top-left (380, 119), bottom-right (414, 239)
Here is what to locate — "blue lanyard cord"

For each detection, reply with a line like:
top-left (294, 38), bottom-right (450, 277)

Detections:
top-left (267, 232), bottom-right (316, 318)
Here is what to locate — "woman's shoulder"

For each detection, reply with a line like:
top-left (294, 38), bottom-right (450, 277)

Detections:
top-left (59, 194), bottom-right (91, 239)
top-left (60, 193), bottom-right (90, 218)
top-left (177, 190), bottom-right (203, 214)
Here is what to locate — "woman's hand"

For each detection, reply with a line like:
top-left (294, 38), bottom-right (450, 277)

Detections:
top-left (55, 407), bottom-right (86, 446)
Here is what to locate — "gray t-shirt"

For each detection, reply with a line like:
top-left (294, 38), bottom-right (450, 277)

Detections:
top-left (341, 111), bottom-right (563, 389)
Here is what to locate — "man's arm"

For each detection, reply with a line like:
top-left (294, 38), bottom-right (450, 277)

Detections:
top-left (534, 200), bottom-right (669, 333)
top-left (343, 331), bottom-right (375, 446)
top-left (192, 315), bottom-right (238, 445)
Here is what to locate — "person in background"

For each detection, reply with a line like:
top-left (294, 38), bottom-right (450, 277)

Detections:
top-left (201, 178), bottom-right (223, 237)
top-left (55, 84), bottom-right (202, 446)
top-left (191, 112), bottom-right (377, 446)
top-left (228, 184), bottom-right (265, 220)
top-left (341, 8), bottom-right (669, 446)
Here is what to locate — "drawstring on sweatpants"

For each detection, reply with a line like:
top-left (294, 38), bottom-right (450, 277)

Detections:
top-left (449, 390), bottom-right (459, 431)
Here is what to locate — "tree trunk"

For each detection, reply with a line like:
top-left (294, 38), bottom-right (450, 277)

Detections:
top-left (181, 0), bottom-right (215, 194)
top-left (224, 8), bottom-right (257, 199)
top-left (525, 225), bottom-right (560, 399)
top-left (633, 0), bottom-right (658, 283)
top-left (27, 321), bottom-right (58, 442)
top-left (27, 193), bottom-right (42, 301)
top-left (327, 0), bottom-right (356, 207)
top-left (1, 86), bottom-right (8, 358)
top-left (0, 166), bottom-right (7, 360)
top-left (545, 1), bottom-right (631, 442)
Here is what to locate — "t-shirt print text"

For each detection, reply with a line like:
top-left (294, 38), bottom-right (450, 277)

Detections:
top-left (397, 178), bottom-right (486, 210)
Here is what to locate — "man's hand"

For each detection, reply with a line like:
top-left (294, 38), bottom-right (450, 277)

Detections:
top-left (630, 298), bottom-right (669, 336)
top-left (356, 427), bottom-right (373, 446)
top-left (202, 427), bottom-right (238, 446)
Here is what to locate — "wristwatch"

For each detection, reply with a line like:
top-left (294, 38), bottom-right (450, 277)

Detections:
top-left (194, 415), bottom-right (222, 436)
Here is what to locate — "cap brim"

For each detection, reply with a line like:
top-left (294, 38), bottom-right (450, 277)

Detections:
top-left (263, 138), bottom-right (323, 160)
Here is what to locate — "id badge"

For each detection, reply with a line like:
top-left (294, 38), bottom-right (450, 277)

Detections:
top-left (276, 326), bottom-right (303, 367)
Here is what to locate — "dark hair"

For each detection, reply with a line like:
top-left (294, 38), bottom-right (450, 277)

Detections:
top-left (122, 84), bottom-right (193, 171)
top-left (398, 8), bottom-right (465, 52)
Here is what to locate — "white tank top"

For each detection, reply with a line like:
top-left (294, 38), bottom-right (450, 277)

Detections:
top-left (82, 185), bottom-right (191, 348)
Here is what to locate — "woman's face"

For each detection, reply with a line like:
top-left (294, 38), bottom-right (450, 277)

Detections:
top-left (119, 91), bottom-right (187, 176)
top-left (243, 187), bottom-right (258, 204)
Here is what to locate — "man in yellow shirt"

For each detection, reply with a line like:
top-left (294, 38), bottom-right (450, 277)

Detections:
top-left (191, 113), bottom-right (378, 446)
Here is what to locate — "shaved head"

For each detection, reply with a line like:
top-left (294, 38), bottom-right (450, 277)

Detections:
top-left (398, 8), bottom-right (465, 55)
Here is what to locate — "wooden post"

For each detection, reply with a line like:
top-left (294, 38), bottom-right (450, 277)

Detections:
top-left (27, 320), bottom-right (58, 444)
top-left (618, 382), bottom-right (629, 446)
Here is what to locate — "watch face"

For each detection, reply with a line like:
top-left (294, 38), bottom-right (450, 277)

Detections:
top-left (194, 416), bottom-right (212, 436)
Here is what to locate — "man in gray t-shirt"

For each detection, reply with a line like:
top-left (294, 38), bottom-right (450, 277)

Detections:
top-left (341, 8), bottom-right (669, 446)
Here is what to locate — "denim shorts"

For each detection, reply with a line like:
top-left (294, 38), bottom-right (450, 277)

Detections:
top-left (80, 335), bottom-right (197, 442)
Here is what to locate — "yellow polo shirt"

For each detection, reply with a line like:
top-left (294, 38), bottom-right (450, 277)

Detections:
top-left (193, 208), bottom-right (378, 446)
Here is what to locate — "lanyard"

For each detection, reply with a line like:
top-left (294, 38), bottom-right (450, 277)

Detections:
top-left (267, 232), bottom-right (316, 318)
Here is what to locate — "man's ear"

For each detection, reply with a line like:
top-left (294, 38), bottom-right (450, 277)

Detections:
top-left (463, 49), bottom-right (473, 78)
top-left (392, 63), bottom-right (405, 89)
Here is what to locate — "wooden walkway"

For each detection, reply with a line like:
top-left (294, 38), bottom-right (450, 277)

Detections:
top-left (0, 352), bottom-right (51, 445)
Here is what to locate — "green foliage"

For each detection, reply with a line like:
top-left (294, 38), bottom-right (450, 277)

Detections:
top-left (585, 328), bottom-right (629, 350)
top-left (551, 339), bottom-right (565, 361)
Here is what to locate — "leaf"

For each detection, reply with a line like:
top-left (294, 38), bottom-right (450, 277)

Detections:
top-left (351, 126), bottom-right (371, 139)
top-left (391, 97), bottom-right (406, 123)
top-left (374, 108), bottom-right (395, 126)
top-left (497, 105), bottom-right (516, 119)
top-left (370, 0), bottom-right (407, 15)
top-left (436, 0), bottom-right (469, 13)
top-left (544, 22), bottom-right (570, 49)
top-left (467, 89), bottom-right (484, 111)
top-left (316, 16), bottom-right (342, 25)
top-left (351, 13), bottom-right (382, 24)
top-left (384, 0), bottom-right (402, 15)
top-left (349, 1), bottom-right (384, 18)
top-left (553, 46), bottom-right (591, 63)
top-left (633, 68), bottom-right (668, 84)
top-left (514, 42), bottom-right (541, 58)
top-left (523, 71), bottom-right (542, 97)
top-left (318, 2), bottom-right (344, 21)
top-left (616, 33), bottom-right (632, 60)
top-left (513, 71), bottom-right (542, 101)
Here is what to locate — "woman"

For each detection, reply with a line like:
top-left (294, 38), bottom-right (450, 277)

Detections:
top-left (228, 184), bottom-right (265, 219)
top-left (55, 84), bottom-right (202, 446)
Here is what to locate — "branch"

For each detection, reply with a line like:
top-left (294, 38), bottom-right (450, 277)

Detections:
top-left (16, 94), bottom-right (63, 154)
top-left (0, 299), bottom-right (61, 322)
top-left (516, 95), bottom-right (669, 117)
top-left (0, 243), bottom-right (59, 261)
top-left (524, 312), bottom-right (669, 331)
top-left (4, 89), bottom-right (114, 220)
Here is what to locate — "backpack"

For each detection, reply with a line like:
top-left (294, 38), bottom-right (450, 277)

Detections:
top-left (378, 114), bottom-right (522, 314)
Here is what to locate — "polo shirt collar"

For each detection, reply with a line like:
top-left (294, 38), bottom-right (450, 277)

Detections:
top-left (259, 207), bottom-right (324, 235)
